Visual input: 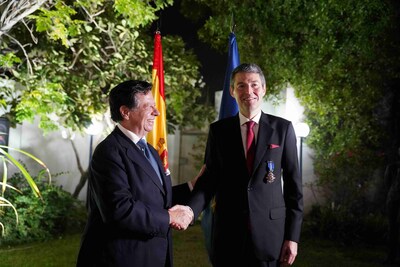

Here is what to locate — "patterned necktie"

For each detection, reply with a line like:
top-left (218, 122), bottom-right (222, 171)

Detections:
top-left (246, 121), bottom-right (256, 175)
top-left (137, 139), bottom-right (150, 157)
top-left (137, 139), bottom-right (163, 185)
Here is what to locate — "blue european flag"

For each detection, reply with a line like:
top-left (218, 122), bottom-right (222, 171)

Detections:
top-left (218, 32), bottom-right (240, 120)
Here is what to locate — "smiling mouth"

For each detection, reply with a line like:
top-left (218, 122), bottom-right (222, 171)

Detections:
top-left (244, 97), bottom-right (256, 102)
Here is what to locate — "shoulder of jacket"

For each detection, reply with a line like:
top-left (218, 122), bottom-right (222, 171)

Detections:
top-left (210, 115), bottom-right (237, 128)
top-left (262, 112), bottom-right (291, 125)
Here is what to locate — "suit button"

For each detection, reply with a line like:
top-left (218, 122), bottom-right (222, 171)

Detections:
top-left (248, 187), bottom-right (253, 191)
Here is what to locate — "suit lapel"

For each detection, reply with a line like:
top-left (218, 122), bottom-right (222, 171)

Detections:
top-left (113, 128), bottom-right (166, 194)
top-left (148, 145), bottom-right (170, 191)
top-left (253, 113), bottom-right (275, 175)
top-left (231, 115), bottom-right (247, 159)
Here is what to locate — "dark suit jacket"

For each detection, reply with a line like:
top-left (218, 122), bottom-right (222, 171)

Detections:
top-left (188, 112), bottom-right (303, 266)
top-left (76, 127), bottom-right (190, 267)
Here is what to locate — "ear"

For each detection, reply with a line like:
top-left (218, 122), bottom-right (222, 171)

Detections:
top-left (119, 106), bottom-right (130, 120)
top-left (261, 84), bottom-right (267, 96)
top-left (230, 86), bottom-right (235, 97)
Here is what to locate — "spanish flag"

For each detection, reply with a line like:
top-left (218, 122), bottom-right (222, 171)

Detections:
top-left (148, 31), bottom-right (170, 175)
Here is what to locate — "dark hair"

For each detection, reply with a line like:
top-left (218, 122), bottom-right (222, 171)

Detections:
top-left (109, 80), bottom-right (152, 122)
top-left (230, 63), bottom-right (266, 87)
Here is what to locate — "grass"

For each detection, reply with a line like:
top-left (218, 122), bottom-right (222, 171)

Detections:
top-left (0, 221), bottom-right (390, 267)
top-left (0, 234), bottom-right (81, 267)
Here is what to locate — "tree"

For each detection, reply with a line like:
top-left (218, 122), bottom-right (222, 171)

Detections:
top-left (0, 0), bottom-right (215, 133)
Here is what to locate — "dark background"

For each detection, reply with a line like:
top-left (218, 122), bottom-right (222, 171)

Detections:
top-left (153, 4), bottom-right (229, 104)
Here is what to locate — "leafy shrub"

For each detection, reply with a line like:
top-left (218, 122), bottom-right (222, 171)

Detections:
top-left (305, 203), bottom-right (388, 246)
top-left (0, 171), bottom-right (86, 245)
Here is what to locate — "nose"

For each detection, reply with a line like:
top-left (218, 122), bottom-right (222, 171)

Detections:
top-left (243, 84), bottom-right (253, 94)
top-left (153, 107), bottom-right (160, 116)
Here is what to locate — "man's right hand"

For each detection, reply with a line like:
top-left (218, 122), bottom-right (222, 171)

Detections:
top-left (168, 205), bottom-right (194, 230)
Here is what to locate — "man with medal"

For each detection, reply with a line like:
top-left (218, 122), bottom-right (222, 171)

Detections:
top-left (187, 63), bottom-right (304, 267)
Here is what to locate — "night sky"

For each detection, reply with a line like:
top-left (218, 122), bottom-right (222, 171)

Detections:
top-left (154, 4), bottom-right (228, 103)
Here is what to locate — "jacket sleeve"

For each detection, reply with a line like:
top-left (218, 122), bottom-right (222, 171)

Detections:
top-left (172, 182), bottom-right (191, 205)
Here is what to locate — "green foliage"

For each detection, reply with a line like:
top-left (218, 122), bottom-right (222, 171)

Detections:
top-left (313, 147), bottom-right (381, 204)
top-left (188, 133), bottom-right (208, 170)
top-left (182, 0), bottom-right (398, 95)
top-left (113, 0), bottom-right (173, 28)
top-left (30, 1), bottom-right (82, 47)
top-left (1, 0), bottom-right (213, 134)
top-left (162, 36), bottom-right (216, 131)
top-left (15, 81), bottom-right (68, 131)
top-left (0, 171), bottom-right (86, 245)
top-left (306, 204), bottom-right (387, 246)
top-left (0, 78), bottom-right (25, 127)
top-left (0, 145), bottom-right (48, 199)
top-left (0, 140), bottom-right (52, 236)
top-left (0, 53), bottom-right (21, 69)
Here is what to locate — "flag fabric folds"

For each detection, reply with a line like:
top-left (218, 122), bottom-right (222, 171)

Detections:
top-left (218, 32), bottom-right (240, 120)
top-left (201, 32), bottom-right (240, 259)
top-left (147, 31), bottom-right (170, 175)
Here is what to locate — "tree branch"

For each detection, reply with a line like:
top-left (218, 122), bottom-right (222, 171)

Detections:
top-left (0, 0), bottom-right (49, 38)
top-left (4, 33), bottom-right (33, 74)
top-left (70, 139), bottom-right (85, 175)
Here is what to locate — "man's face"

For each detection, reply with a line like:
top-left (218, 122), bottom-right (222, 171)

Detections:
top-left (230, 72), bottom-right (266, 118)
top-left (122, 92), bottom-right (159, 137)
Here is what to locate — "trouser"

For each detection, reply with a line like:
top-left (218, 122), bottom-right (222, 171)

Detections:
top-left (244, 230), bottom-right (280, 267)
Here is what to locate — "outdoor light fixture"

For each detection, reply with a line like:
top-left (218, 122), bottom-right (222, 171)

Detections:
top-left (294, 122), bottom-right (310, 179)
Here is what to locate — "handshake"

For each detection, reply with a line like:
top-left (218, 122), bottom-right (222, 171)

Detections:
top-left (168, 205), bottom-right (194, 230)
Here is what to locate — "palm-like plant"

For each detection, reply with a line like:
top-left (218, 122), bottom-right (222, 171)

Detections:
top-left (0, 142), bottom-right (51, 236)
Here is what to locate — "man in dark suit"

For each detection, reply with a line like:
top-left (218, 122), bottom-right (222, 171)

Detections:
top-left (188, 63), bottom-right (304, 267)
top-left (76, 80), bottom-right (195, 267)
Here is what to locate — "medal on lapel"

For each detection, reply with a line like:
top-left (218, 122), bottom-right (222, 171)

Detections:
top-left (265, 160), bottom-right (276, 183)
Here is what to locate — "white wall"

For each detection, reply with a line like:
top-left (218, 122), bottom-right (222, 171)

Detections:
top-left (9, 119), bottom-right (94, 201)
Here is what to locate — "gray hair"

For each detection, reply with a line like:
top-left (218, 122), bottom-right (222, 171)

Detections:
top-left (230, 63), bottom-right (266, 87)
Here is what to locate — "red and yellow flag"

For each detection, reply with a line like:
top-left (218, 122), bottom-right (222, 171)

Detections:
top-left (148, 31), bottom-right (170, 175)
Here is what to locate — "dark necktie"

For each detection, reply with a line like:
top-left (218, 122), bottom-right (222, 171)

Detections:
top-left (137, 139), bottom-right (163, 185)
top-left (246, 121), bottom-right (256, 175)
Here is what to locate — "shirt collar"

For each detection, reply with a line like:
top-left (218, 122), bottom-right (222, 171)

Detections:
top-left (239, 111), bottom-right (262, 126)
top-left (117, 124), bottom-right (143, 144)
